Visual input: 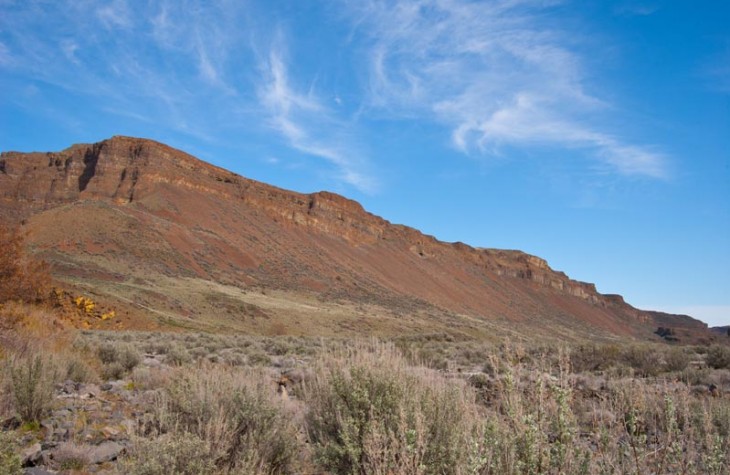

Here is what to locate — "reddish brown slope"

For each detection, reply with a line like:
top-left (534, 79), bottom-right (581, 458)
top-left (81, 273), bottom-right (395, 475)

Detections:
top-left (0, 136), bottom-right (709, 339)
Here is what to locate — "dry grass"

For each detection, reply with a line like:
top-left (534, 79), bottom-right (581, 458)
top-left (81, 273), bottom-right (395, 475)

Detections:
top-left (132, 363), bottom-right (300, 474)
top-left (0, 431), bottom-right (23, 475)
top-left (115, 337), bottom-right (729, 474)
top-left (304, 341), bottom-right (480, 474)
top-left (3, 218), bottom-right (724, 473)
top-left (1, 310), bottom-right (729, 474)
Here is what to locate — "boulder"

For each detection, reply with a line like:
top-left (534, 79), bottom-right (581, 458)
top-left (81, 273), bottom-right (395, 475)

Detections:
top-left (21, 442), bottom-right (42, 466)
top-left (88, 441), bottom-right (124, 464)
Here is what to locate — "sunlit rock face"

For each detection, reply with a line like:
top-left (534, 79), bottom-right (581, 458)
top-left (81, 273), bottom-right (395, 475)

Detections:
top-left (0, 136), bottom-right (707, 338)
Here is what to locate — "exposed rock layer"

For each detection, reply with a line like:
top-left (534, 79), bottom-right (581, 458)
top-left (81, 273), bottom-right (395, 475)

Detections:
top-left (0, 136), bottom-right (708, 339)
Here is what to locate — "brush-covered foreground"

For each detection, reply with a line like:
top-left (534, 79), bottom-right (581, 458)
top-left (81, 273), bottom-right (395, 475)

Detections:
top-left (1, 308), bottom-right (729, 475)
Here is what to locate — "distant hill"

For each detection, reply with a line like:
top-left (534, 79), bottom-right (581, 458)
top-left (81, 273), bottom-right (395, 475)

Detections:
top-left (0, 136), bottom-right (716, 342)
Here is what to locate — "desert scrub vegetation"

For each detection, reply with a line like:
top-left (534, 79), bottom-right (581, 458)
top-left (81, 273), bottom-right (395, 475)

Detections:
top-left (706, 344), bottom-right (730, 369)
top-left (2, 319), bottom-right (729, 474)
top-left (304, 342), bottom-right (480, 474)
top-left (4, 353), bottom-right (57, 424)
top-left (0, 224), bottom-right (50, 305)
top-left (123, 432), bottom-right (217, 475)
top-left (0, 430), bottom-right (23, 474)
top-left (96, 341), bottom-right (141, 379)
top-left (116, 337), bottom-right (728, 474)
top-left (130, 363), bottom-right (300, 474)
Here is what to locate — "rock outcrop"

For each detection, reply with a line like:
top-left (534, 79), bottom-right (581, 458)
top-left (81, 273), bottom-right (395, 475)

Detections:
top-left (0, 136), bottom-right (708, 340)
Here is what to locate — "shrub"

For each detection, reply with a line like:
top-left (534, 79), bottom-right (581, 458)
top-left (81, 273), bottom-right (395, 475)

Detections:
top-left (101, 362), bottom-right (126, 381)
top-left (303, 343), bottom-right (479, 475)
top-left (0, 225), bottom-right (50, 304)
top-left (247, 350), bottom-right (272, 366)
top-left (0, 431), bottom-right (23, 475)
top-left (706, 345), bottom-right (730, 369)
top-left (7, 354), bottom-right (56, 423)
top-left (664, 346), bottom-right (690, 372)
top-left (119, 345), bottom-right (142, 372)
top-left (65, 357), bottom-right (95, 383)
top-left (154, 365), bottom-right (299, 474)
top-left (123, 433), bottom-right (216, 475)
top-left (570, 344), bottom-right (621, 373)
top-left (53, 443), bottom-right (91, 471)
top-left (679, 367), bottom-right (712, 386)
top-left (97, 342), bottom-right (119, 364)
top-left (623, 345), bottom-right (663, 377)
top-left (165, 345), bottom-right (192, 366)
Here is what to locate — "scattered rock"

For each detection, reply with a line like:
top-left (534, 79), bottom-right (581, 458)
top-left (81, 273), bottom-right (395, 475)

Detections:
top-left (81, 384), bottom-right (101, 399)
top-left (24, 467), bottom-right (55, 475)
top-left (88, 441), bottom-right (125, 464)
top-left (59, 380), bottom-right (81, 394)
top-left (1, 415), bottom-right (20, 430)
top-left (142, 357), bottom-right (161, 367)
top-left (584, 409), bottom-right (617, 428)
top-left (40, 421), bottom-right (54, 440)
top-left (101, 426), bottom-right (121, 439)
top-left (21, 442), bottom-right (42, 466)
top-left (121, 419), bottom-right (135, 435)
top-left (52, 409), bottom-right (71, 419)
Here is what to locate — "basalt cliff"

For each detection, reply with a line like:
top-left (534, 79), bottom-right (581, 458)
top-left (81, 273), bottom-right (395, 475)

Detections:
top-left (0, 136), bottom-right (710, 341)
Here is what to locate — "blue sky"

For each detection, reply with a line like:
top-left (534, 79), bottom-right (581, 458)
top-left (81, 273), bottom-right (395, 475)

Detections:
top-left (1, 0), bottom-right (728, 326)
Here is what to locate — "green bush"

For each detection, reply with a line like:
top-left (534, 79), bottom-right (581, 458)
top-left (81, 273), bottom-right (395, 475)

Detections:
top-left (304, 344), bottom-right (478, 475)
top-left (97, 342), bottom-right (119, 364)
top-left (247, 350), bottom-right (272, 366)
top-left (119, 345), bottom-right (142, 372)
top-left (570, 344), bottom-right (621, 373)
top-left (65, 357), bottom-right (95, 383)
top-left (623, 345), bottom-right (663, 377)
top-left (53, 443), bottom-right (91, 471)
top-left (664, 347), bottom-right (690, 372)
top-left (8, 354), bottom-right (56, 423)
top-left (156, 365), bottom-right (299, 474)
top-left (165, 345), bottom-right (192, 366)
top-left (705, 345), bottom-right (730, 369)
top-left (0, 431), bottom-right (23, 475)
top-left (101, 362), bottom-right (126, 381)
top-left (123, 433), bottom-right (216, 475)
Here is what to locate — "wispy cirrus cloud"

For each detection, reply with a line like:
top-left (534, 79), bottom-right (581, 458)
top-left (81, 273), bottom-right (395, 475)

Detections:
top-left (0, 41), bottom-right (11, 66)
top-left (0, 0), bottom-right (376, 191)
top-left (614, 2), bottom-right (660, 17)
top-left (1, 0), bottom-right (667, 190)
top-left (257, 35), bottom-right (377, 192)
top-left (1, 0), bottom-right (229, 127)
top-left (96, 0), bottom-right (133, 30)
top-left (342, 0), bottom-right (668, 178)
top-left (702, 48), bottom-right (730, 95)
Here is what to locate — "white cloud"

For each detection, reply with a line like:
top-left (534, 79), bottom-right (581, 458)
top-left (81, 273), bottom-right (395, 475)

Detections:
top-left (0, 41), bottom-right (11, 66)
top-left (614, 3), bottom-right (659, 16)
top-left (96, 0), bottom-right (132, 30)
top-left (257, 36), bottom-right (377, 192)
top-left (342, 0), bottom-right (668, 178)
top-left (1, 1), bottom-right (245, 141)
top-left (1, 0), bottom-right (664, 190)
top-left (60, 40), bottom-right (80, 65)
top-left (703, 50), bottom-right (730, 95)
top-left (7, 0), bottom-right (367, 186)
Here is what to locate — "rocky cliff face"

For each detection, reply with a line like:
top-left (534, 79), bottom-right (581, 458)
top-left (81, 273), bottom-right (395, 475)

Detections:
top-left (0, 136), bottom-right (708, 339)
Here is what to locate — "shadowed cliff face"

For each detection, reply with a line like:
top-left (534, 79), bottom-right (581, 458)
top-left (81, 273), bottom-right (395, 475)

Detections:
top-left (0, 136), bottom-right (708, 339)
